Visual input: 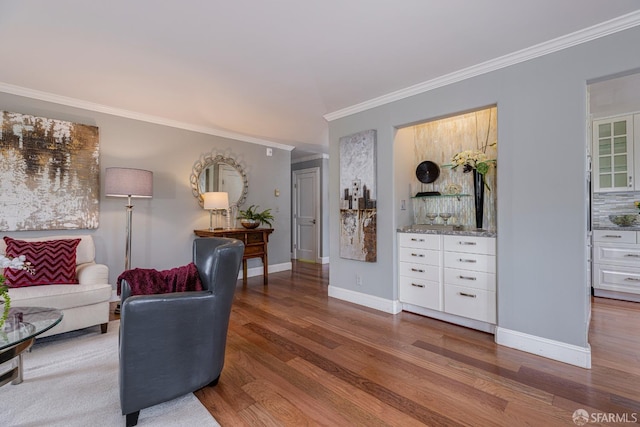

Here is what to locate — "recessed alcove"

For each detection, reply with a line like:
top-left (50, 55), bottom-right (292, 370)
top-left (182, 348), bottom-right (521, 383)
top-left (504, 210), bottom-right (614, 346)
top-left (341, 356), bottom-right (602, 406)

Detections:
top-left (394, 106), bottom-right (497, 230)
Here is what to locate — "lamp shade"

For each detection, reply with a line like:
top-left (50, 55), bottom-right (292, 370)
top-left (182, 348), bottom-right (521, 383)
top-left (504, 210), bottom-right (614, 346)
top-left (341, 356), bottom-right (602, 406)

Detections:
top-left (105, 167), bottom-right (153, 198)
top-left (203, 192), bottom-right (229, 210)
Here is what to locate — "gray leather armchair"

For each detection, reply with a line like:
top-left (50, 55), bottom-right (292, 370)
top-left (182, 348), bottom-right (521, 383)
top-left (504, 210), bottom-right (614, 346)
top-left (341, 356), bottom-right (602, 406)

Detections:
top-left (119, 237), bottom-right (244, 427)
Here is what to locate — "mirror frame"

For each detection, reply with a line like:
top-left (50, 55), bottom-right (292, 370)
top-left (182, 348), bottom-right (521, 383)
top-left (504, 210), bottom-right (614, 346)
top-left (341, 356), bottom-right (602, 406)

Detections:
top-left (190, 152), bottom-right (248, 208)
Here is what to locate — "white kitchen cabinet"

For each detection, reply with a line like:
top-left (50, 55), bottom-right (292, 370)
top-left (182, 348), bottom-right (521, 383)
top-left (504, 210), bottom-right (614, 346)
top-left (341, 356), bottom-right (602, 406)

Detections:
top-left (398, 233), bottom-right (442, 311)
top-left (593, 230), bottom-right (640, 300)
top-left (398, 232), bottom-right (497, 329)
top-left (592, 114), bottom-right (637, 192)
top-left (443, 235), bottom-right (496, 323)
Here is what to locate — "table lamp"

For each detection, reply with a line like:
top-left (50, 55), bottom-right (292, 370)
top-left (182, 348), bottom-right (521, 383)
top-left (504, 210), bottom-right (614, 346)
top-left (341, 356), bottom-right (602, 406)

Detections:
top-left (203, 192), bottom-right (229, 230)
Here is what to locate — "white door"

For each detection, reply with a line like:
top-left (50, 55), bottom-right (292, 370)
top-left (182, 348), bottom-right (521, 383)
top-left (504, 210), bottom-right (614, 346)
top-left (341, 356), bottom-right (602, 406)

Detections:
top-left (293, 168), bottom-right (319, 262)
top-left (218, 164), bottom-right (243, 200)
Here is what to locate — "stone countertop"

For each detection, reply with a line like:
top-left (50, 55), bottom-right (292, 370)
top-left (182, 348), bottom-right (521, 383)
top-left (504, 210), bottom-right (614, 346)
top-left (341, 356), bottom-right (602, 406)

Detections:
top-left (593, 225), bottom-right (640, 232)
top-left (398, 225), bottom-right (496, 238)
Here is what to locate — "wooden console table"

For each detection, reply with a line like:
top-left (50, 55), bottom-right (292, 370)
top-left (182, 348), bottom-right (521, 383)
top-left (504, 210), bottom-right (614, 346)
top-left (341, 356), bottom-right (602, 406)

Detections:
top-left (194, 228), bottom-right (273, 285)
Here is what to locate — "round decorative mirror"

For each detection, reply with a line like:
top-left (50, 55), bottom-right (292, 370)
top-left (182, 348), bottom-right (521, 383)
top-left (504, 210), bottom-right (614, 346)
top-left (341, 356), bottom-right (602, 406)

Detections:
top-left (190, 153), bottom-right (248, 207)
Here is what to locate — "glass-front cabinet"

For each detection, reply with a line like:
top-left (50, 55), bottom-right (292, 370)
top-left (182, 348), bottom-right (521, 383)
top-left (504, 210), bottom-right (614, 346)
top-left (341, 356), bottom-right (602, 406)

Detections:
top-left (593, 115), bottom-right (634, 192)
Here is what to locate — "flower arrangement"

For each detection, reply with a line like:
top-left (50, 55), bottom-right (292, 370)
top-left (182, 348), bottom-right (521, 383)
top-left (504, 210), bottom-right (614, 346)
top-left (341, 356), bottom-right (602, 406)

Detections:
top-left (451, 150), bottom-right (493, 175)
top-left (1, 254), bottom-right (34, 328)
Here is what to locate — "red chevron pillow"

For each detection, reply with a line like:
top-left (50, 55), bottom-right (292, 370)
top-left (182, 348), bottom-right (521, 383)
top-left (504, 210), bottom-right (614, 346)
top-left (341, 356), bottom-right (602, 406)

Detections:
top-left (3, 237), bottom-right (81, 287)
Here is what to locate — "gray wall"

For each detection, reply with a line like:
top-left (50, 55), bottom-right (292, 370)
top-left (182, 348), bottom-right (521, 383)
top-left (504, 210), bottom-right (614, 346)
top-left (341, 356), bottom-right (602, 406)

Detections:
top-left (328, 26), bottom-right (640, 348)
top-left (291, 156), bottom-right (329, 259)
top-left (0, 92), bottom-right (292, 284)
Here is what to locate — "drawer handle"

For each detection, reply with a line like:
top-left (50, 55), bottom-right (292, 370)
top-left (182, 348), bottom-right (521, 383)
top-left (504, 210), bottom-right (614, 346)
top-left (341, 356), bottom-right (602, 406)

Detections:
top-left (459, 292), bottom-right (477, 298)
top-left (411, 283), bottom-right (425, 288)
top-left (411, 253), bottom-right (425, 258)
top-left (411, 238), bottom-right (425, 242)
top-left (459, 241), bottom-right (477, 245)
top-left (411, 268), bottom-right (425, 273)
top-left (624, 277), bottom-right (640, 282)
top-left (458, 275), bottom-right (477, 281)
top-left (603, 235), bottom-right (622, 238)
top-left (458, 259), bottom-right (477, 263)
top-left (624, 254), bottom-right (640, 258)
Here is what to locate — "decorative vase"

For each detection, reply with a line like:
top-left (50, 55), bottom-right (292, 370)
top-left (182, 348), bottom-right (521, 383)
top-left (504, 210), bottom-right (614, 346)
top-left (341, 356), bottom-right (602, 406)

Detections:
top-left (473, 170), bottom-right (484, 229)
top-left (240, 219), bottom-right (260, 229)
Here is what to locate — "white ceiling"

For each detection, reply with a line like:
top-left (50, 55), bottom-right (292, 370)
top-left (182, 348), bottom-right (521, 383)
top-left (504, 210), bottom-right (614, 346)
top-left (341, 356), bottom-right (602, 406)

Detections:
top-left (1, 1), bottom-right (639, 157)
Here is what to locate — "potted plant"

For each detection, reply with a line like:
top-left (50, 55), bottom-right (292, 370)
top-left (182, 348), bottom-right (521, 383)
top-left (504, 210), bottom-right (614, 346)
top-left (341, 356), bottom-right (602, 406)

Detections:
top-left (237, 205), bottom-right (274, 229)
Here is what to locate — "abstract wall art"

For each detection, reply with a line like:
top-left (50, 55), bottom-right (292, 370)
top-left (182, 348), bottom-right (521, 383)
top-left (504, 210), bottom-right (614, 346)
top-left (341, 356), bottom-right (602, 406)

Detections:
top-left (0, 111), bottom-right (100, 231)
top-left (339, 129), bottom-right (377, 262)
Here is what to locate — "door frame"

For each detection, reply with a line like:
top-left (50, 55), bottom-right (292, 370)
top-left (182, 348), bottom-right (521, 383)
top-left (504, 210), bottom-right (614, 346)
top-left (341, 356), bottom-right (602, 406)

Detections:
top-left (292, 166), bottom-right (321, 262)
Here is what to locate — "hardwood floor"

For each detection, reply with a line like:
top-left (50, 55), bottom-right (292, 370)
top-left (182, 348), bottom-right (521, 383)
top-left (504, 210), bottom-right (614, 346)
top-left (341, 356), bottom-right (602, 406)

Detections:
top-left (119, 262), bottom-right (640, 426)
top-left (191, 262), bottom-right (640, 426)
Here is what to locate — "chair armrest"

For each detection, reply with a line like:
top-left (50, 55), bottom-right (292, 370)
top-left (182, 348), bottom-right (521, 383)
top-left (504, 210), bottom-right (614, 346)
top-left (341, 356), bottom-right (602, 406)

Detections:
top-left (76, 262), bottom-right (109, 285)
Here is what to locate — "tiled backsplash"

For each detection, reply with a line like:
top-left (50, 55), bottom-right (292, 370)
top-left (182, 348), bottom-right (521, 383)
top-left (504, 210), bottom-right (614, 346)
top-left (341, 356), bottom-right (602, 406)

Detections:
top-left (592, 191), bottom-right (640, 227)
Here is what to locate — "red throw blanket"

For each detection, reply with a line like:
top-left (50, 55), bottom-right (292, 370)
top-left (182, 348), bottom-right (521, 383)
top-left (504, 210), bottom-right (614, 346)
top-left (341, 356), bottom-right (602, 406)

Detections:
top-left (117, 262), bottom-right (203, 296)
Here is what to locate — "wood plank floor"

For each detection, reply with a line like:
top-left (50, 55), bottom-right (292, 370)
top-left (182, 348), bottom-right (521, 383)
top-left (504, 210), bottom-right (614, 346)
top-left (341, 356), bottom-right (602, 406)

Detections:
top-left (191, 261), bottom-right (640, 426)
top-left (119, 261), bottom-right (640, 426)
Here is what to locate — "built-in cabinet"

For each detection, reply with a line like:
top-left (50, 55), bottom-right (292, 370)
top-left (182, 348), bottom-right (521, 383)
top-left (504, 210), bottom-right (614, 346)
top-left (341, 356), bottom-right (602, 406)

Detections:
top-left (398, 231), bottom-right (496, 331)
top-left (593, 229), bottom-right (640, 302)
top-left (443, 235), bottom-right (496, 324)
top-left (592, 114), bottom-right (640, 192)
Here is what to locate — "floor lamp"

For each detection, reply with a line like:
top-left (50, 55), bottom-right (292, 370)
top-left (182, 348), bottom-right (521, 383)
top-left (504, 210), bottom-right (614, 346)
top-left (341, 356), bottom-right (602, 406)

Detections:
top-left (105, 167), bottom-right (153, 312)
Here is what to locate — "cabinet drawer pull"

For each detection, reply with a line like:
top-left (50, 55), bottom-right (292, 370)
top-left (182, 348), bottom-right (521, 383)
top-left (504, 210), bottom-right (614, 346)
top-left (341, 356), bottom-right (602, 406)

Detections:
top-left (603, 235), bottom-right (622, 238)
top-left (459, 241), bottom-right (477, 245)
top-left (624, 277), bottom-right (640, 282)
top-left (411, 238), bottom-right (425, 242)
top-left (411, 283), bottom-right (425, 288)
top-left (458, 275), bottom-right (477, 281)
top-left (458, 258), bottom-right (477, 263)
top-left (624, 254), bottom-right (640, 258)
top-left (458, 292), bottom-right (477, 298)
top-left (411, 268), bottom-right (425, 273)
top-left (411, 253), bottom-right (425, 257)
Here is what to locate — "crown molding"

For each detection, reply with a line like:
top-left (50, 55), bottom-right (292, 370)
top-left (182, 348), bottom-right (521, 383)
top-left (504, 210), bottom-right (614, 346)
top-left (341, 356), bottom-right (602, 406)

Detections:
top-left (324, 10), bottom-right (640, 122)
top-left (0, 82), bottom-right (295, 151)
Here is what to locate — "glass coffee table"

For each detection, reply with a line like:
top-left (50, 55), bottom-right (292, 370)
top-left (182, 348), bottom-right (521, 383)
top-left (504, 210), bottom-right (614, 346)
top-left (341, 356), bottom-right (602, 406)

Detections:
top-left (1, 307), bottom-right (63, 387)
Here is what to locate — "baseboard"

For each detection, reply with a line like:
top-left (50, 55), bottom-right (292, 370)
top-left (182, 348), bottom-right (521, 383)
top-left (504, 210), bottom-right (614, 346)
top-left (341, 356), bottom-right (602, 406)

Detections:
top-left (402, 303), bottom-right (496, 334)
top-left (239, 262), bottom-right (292, 279)
top-left (328, 286), bottom-right (402, 314)
top-left (318, 256), bottom-right (330, 264)
top-left (593, 288), bottom-right (640, 303)
top-left (495, 327), bottom-right (592, 368)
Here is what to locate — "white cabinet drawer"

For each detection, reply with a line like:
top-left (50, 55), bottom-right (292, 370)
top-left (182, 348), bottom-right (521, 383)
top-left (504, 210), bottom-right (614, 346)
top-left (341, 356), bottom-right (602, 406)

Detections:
top-left (399, 262), bottom-right (439, 281)
top-left (594, 243), bottom-right (640, 267)
top-left (592, 229), bottom-right (636, 244)
top-left (444, 252), bottom-right (496, 273)
top-left (444, 284), bottom-right (496, 323)
top-left (593, 264), bottom-right (640, 295)
top-left (399, 276), bottom-right (441, 311)
top-left (444, 268), bottom-right (495, 291)
top-left (398, 247), bottom-right (440, 266)
top-left (398, 233), bottom-right (441, 250)
top-left (444, 235), bottom-right (495, 255)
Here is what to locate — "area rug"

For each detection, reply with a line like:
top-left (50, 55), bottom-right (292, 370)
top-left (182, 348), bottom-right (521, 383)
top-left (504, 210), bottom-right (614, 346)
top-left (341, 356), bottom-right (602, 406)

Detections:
top-left (0, 320), bottom-right (219, 426)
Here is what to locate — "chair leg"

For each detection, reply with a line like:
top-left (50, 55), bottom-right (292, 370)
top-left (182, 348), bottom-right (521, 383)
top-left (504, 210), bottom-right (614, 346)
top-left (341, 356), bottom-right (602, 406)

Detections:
top-left (208, 375), bottom-right (220, 387)
top-left (101, 323), bottom-right (108, 334)
top-left (126, 411), bottom-right (139, 427)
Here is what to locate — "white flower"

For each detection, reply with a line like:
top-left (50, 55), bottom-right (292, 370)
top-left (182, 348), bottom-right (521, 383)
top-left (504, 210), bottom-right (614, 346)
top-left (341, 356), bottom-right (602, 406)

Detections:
top-left (0, 254), bottom-right (30, 271)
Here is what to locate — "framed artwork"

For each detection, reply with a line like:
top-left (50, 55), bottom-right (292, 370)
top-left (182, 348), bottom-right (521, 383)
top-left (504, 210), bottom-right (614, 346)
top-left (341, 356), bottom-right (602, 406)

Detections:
top-left (0, 111), bottom-right (100, 231)
top-left (339, 129), bottom-right (377, 262)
